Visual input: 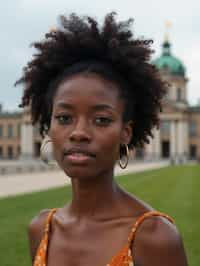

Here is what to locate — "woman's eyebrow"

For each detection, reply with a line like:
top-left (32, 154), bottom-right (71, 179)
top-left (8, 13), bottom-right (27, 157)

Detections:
top-left (55, 102), bottom-right (74, 109)
top-left (91, 104), bottom-right (115, 111)
top-left (55, 102), bottom-right (116, 111)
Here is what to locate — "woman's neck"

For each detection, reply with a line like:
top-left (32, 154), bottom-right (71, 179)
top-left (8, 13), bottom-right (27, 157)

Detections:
top-left (68, 170), bottom-right (121, 220)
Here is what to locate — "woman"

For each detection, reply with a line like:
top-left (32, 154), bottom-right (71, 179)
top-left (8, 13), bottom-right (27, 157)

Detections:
top-left (16, 13), bottom-right (188, 266)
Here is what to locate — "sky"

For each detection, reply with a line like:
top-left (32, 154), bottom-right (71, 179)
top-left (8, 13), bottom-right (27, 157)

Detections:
top-left (1, 0), bottom-right (200, 111)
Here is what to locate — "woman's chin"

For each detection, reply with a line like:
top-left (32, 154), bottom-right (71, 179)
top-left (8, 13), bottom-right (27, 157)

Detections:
top-left (62, 165), bottom-right (97, 180)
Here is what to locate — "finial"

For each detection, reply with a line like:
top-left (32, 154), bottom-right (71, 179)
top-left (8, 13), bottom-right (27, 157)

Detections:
top-left (50, 26), bottom-right (57, 33)
top-left (164, 21), bottom-right (172, 42)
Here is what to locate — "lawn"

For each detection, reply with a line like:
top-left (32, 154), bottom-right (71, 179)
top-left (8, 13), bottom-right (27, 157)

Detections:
top-left (0, 164), bottom-right (199, 266)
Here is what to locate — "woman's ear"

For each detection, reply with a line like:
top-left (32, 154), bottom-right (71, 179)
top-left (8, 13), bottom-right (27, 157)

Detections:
top-left (121, 120), bottom-right (133, 145)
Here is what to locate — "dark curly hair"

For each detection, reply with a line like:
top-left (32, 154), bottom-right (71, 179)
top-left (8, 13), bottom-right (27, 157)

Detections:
top-left (16, 12), bottom-right (166, 149)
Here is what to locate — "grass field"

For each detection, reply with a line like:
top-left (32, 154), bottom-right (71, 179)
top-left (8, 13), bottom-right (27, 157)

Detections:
top-left (0, 164), bottom-right (199, 266)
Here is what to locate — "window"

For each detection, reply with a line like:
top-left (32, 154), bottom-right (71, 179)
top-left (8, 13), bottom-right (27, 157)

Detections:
top-left (190, 145), bottom-right (197, 159)
top-left (17, 146), bottom-right (21, 156)
top-left (177, 88), bottom-right (182, 101)
top-left (0, 124), bottom-right (3, 138)
top-left (7, 124), bottom-right (13, 138)
top-left (7, 146), bottom-right (13, 159)
top-left (162, 141), bottom-right (170, 158)
top-left (17, 124), bottom-right (21, 138)
top-left (161, 121), bottom-right (170, 134)
top-left (189, 121), bottom-right (197, 137)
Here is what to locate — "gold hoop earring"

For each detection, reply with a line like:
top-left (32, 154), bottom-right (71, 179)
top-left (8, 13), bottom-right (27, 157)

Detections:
top-left (118, 144), bottom-right (129, 169)
top-left (40, 136), bottom-right (56, 166)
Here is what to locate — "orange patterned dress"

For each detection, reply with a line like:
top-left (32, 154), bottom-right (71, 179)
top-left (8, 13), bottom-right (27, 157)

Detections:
top-left (33, 209), bottom-right (174, 266)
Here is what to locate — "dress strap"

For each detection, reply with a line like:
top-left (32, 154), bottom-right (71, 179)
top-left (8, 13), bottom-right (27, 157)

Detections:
top-left (34, 208), bottom-right (58, 266)
top-left (128, 211), bottom-right (174, 246)
top-left (44, 208), bottom-right (58, 234)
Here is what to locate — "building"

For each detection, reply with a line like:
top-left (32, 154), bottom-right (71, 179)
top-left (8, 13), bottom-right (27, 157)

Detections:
top-left (0, 104), bottom-right (22, 159)
top-left (141, 37), bottom-right (200, 162)
top-left (188, 106), bottom-right (200, 160)
top-left (0, 105), bottom-right (42, 160)
top-left (0, 37), bottom-right (200, 161)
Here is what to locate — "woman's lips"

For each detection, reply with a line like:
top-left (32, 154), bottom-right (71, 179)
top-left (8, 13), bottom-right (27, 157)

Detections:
top-left (65, 153), bottom-right (94, 164)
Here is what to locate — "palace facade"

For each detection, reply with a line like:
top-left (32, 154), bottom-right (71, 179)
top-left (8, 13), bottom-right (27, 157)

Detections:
top-left (142, 39), bottom-right (200, 162)
top-left (0, 104), bottom-right (21, 159)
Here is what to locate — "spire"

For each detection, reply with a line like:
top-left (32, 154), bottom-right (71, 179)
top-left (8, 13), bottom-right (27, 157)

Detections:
top-left (162, 21), bottom-right (172, 56)
top-left (164, 21), bottom-right (172, 42)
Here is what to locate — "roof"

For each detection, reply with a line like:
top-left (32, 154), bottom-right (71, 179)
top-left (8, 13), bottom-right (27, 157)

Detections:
top-left (152, 40), bottom-right (185, 77)
top-left (0, 111), bottom-right (22, 119)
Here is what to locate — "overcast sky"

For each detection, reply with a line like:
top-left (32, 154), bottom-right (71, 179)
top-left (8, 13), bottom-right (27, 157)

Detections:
top-left (1, 0), bottom-right (200, 111)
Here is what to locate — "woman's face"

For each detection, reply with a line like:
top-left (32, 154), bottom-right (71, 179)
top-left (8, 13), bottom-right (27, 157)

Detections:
top-left (49, 73), bottom-right (132, 179)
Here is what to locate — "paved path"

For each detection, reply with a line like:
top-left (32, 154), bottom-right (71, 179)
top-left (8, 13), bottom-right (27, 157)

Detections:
top-left (0, 161), bottom-right (169, 198)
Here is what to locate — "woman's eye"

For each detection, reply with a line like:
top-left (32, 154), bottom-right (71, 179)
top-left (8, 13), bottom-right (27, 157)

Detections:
top-left (55, 115), bottom-right (72, 124)
top-left (95, 117), bottom-right (113, 126)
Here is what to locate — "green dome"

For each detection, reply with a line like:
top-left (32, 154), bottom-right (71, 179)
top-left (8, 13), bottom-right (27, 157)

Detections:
top-left (152, 41), bottom-right (185, 76)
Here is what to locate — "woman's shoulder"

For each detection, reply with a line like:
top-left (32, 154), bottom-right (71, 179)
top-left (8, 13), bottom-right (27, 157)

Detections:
top-left (28, 208), bottom-right (52, 234)
top-left (27, 209), bottom-right (52, 262)
top-left (133, 211), bottom-right (177, 245)
top-left (121, 192), bottom-right (188, 265)
top-left (131, 211), bottom-right (188, 266)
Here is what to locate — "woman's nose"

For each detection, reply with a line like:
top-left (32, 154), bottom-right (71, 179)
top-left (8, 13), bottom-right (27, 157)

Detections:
top-left (69, 118), bottom-right (92, 142)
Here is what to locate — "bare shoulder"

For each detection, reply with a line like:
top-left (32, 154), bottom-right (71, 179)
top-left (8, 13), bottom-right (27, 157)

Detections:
top-left (132, 214), bottom-right (188, 266)
top-left (28, 209), bottom-right (51, 263)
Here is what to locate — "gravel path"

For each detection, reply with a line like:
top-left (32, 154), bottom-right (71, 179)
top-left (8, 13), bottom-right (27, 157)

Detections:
top-left (0, 161), bottom-right (169, 198)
